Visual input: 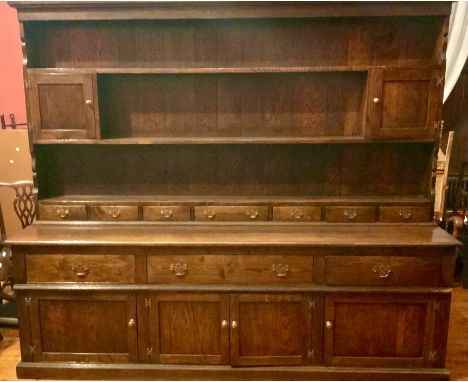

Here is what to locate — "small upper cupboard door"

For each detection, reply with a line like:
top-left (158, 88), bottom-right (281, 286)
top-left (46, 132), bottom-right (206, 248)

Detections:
top-left (324, 294), bottom-right (436, 368)
top-left (230, 294), bottom-right (321, 366)
top-left (28, 71), bottom-right (98, 140)
top-left (148, 293), bottom-right (230, 365)
top-left (367, 69), bottom-right (441, 139)
top-left (28, 293), bottom-right (138, 363)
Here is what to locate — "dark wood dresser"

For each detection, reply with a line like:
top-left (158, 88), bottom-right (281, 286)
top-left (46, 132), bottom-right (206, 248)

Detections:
top-left (6, 2), bottom-right (460, 380)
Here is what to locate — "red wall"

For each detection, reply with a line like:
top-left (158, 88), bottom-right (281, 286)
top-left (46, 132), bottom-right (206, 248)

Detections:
top-left (0, 2), bottom-right (26, 125)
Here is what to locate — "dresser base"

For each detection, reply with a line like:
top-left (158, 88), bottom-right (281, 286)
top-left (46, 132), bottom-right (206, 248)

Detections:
top-left (16, 362), bottom-right (450, 381)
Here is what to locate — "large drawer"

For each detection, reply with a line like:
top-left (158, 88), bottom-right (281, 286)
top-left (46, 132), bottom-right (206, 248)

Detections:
top-left (25, 254), bottom-right (136, 283)
top-left (325, 255), bottom-right (441, 286)
top-left (194, 206), bottom-right (268, 222)
top-left (143, 205), bottom-right (191, 221)
top-left (379, 206), bottom-right (432, 222)
top-left (273, 206), bottom-right (321, 222)
top-left (147, 251), bottom-right (313, 284)
top-left (324, 206), bottom-right (376, 223)
top-left (88, 205), bottom-right (139, 221)
top-left (38, 204), bottom-right (87, 221)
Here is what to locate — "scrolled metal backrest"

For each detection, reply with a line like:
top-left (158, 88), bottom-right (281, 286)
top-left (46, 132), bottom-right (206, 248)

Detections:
top-left (0, 181), bottom-right (36, 232)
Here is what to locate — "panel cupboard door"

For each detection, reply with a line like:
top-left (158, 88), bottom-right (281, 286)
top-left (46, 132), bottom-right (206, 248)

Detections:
top-left (28, 71), bottom-right (98, 139)
top-left (28, 292), bottom-right (138, 362)
top-left (148, 293), bottom-right (229, 365)
top-left (367, 69), bottom-right (440, 139)
top-left (230, 294), bottom-right (322, 366)
top-left (324, 294), bottom-right (436, 367)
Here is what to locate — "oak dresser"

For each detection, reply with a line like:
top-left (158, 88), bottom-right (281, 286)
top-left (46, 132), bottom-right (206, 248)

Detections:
top-left (5, 2), bottom-right (461, 380)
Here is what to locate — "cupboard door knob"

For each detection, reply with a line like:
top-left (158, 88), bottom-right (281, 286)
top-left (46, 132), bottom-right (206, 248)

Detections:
top-left (272, 263), bottom-right (289, 277)
top-left (325, 321), bottom-right (333, 329)
top-left (56, 208), bottom-right (69, 219)
top-left (204, 209), bottom-right (216, 219)
top-left (71, 264), bottom-right (89, 278)
top-left (128, 318), bottom-right (136, 327)
top-left (373, 263), bottom-right (392, 278)
top-left (344, 209), bottom-right (358, 220)
top-left (109, 208), bottom-right (121, 219)
top-left (246, 209), bottom-right (259, 219)
top-left (399, 210), bottom-right (412, 220)
top-left (231, 320), bottom-right (238, 329)
top-left (85, 99), bottom-right (93, 106)
top-left (170, 262), bottom-right (187, 277)
top-left (160, 208), bottom-right (173, 219)
top-left (221, 320), bottom-right (229, 328)
top-left (373, 97), bottom-right (380, 104)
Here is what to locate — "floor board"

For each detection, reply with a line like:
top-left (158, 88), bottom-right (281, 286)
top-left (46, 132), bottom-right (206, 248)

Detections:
top-left (0, 287), bottom-right (467, 380)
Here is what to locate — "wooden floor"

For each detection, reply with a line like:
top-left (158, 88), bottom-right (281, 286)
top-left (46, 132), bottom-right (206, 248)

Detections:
top-left (0, 287), bottom-right (467, 381)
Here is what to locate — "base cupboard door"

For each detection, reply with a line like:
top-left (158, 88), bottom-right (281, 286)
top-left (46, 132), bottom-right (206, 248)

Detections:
top-left (230, 294), bottom-right (322, 366)
top-left (148, 293), bottom-right (230, 365)
top-left (28, 292), bottom-right (138, 362)
top-left (324, 294), bottom-right (437, 367)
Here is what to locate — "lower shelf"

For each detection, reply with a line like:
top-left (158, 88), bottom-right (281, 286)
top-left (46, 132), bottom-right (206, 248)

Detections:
top-left (16, 362), bottom-right (450, 380)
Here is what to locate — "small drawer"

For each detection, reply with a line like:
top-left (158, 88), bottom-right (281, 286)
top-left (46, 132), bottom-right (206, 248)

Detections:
top-left (143, 205), bottom-right (191, 221)
top-left (380, 206), bottom-right (432, 222)
top-left (273, 206), bottom-right (321, 222)
top-left (324, 206), bottom-right (376, 223)
top-left (148, 251), bottom-right (313, 284)
top-left (38, 204), bottom-right (87, 221)
top-left (88, 205), bottom-right (139, 221)
top-left (25, 254), bottom-right (135, 283)
top-left (194, 205), bottom-right (268, 222)
top-left (325, 255), bottom-right (441, 286)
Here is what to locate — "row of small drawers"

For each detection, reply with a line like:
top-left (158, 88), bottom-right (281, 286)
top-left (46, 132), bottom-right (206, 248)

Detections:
top-left (25, 251), bottom-right (443, 287)
top-left (38, 204), bottom-right (432, 223)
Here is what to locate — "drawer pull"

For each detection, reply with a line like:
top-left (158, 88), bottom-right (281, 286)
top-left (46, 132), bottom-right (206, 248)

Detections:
top-left (160, 208), bottom-right (173, 219)
top-left (170, 262), bottom-right (188, 277)
top-left (204, 209), bottom-right (216, 219)
top-left (85, 99), bottom-right (93, 106)
top-left (373, 263), bottom-right (392, 278)
top-left (128, 318), bottom-right (136, 327)
top-left (344, 209), bottom-right (358, 220)
top-left (246, 209), bottom-right (259, 219)
top-left (399, 210), bottom-right (413, 220)
top-left (272, 263), bottom-right (289, 277)
top-left (108, 208), bottom-right (121, 219)
top-left (231, 320), bottom-right (238, 329)
top-left (71, 264), bottom-right (90, 278)
top-left (221, 320), bottom-right (229, 328)
top-left (325, 320), bottom-right (333, 329)
top-left (290, 209), bottom-right (304, 220)
top-left (56, 208), bottom-right (69, 219)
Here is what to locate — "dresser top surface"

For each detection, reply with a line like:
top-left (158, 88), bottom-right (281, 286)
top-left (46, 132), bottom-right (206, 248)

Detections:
top-left (5, 223), bottom-right (460, 247)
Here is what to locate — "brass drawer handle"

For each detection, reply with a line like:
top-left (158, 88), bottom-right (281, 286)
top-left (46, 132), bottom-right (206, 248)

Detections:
top-left (221, 320), bottom-right (229, 328)
top-left (272, 263), bottom-right (289, 277)
top-left (204, 209), bottom-right (216, 219)
top-left (170, 262), bottom-right (187, 277)
top-left (108, 208), bottom-right (121, 219)
top-left (325, 320), bottom-right (333, 329)
top-left (290, 209), bottom-right (304, 220)
top-left (231, 320), bottom-right (238, 329)
top-left (128, 318), bottom-right (136, 327)
top-left (56, 208), bottom-right (69, 219)
top-left (399, 210), bottom-right (413, 220)
top-left (373, 263), bottom-right (392, 278)
top-left (344, 209), bottom-right (358, 220)
top-left (160, 208), bottom-right (173, 219)
top-left (85, 99), bottom-right (93, 106)
top-left (246, 209), bottom-right (259, 219)
top-left (373, 97), bottom-right (380, 104)
top-left (71, 264), bottom-right (90, 278)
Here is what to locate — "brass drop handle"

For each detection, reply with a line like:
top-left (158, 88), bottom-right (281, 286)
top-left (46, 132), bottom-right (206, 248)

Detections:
top-left (170, 262), bottom-right (188, 277)
top-left (109, 208), bottom-right (121, 219)
top-left (85, 99), bottom-right (93, 106)
top-left (399, 210), bottom-right (412, 220)
top-left (373, 263), bottom-right (392, 278)
top-left (56, 207), bottom-right (69, 219)
top-left (221, 320), bottom-right (229, 328)
top-left (231, 320), bottom-right (238, 329)
top-left (204, 209), bottom-right (216, 219)
top-left (344, 209), bottom-right (358, 220)
top-left (128, 318), bottom-right (136, 327)
top-left (290, 209), bottom-right (304, 220)
top-left (71, 264), bottom-right (90, 278)
top-left (325, 321), bottom-right (333, 329)
top-left (373, 97), bottom-right (380, 104)
top-left (246, 209), bottom-right (259, 219)
top-left (272, 263), bottom-right (289, 277)
top-left (160, 208), bottom-right (173, 219)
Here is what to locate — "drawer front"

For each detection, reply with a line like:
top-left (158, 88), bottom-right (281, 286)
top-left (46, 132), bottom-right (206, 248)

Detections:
top-left (39, 204), bottom-right (87, 221)
top-left (88, 205), bottom-right (139, 221)
top-left (273, 206), bottom-right (321, 222)
top-left (148, 253), bottom-right (313, 284)
top-left (325, 255), bottom-right (441, 286)
top-left (25, 254), bottom-right (136, 283)
top-left (324, 206), bottom-right (376, 223)
top-left (143, 205), bottom-right (191, 221)
top-left (380, 206), bottom-right (432, 222)
top-left (194, 206), bottom-right (268, 222)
